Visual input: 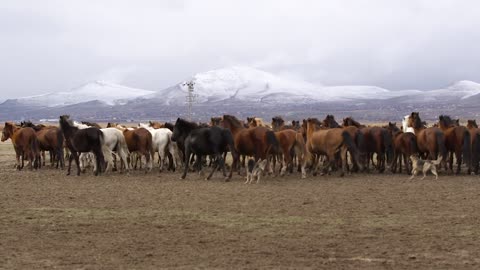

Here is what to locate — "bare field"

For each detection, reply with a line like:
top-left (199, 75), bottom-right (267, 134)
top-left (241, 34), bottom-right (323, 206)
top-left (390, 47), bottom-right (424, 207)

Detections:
top-left (1, 141), bottom-right (480, 269)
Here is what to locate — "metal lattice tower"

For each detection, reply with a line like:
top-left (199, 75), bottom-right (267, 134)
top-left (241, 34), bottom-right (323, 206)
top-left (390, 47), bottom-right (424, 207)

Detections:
top-left (184, 80), bottom-right (196, 121)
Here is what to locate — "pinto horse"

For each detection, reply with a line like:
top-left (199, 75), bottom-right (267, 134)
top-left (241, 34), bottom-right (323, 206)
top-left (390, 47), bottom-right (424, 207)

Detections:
top-left (222, 115), bottom-right (278, 174)
top-left (2, 122), bottom-right (41, 170)
top-left (305, 118), bottom-right (363, 176)
top-left (21, 121), bottom-right (64, 169)
top-left (407, 112), bottom-right (447, 165)
top-left (385, 122), bottom-right (418, 174)
top-left (59, 115), bottom-right (106, 176)
top-left (172, 118), bottom-right (238, 180)
top-left (438, 115), bottom-right (471, 174)
top-left (467, 120), bottom-right (480, 174)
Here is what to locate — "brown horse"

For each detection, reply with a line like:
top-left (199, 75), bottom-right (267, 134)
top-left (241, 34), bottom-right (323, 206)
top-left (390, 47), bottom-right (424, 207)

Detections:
top-left (2, 122), bottom-right (41, 170)
top-left (358, 126), bottom-right (393, 173)
top-left (271, 116), bottom-right (299, 131)
top-left (342, 117), bottom-right (366, 128)
top-left (119, 127), bottom-right (154, 172)
top-left (81, 121), bottom-right (102, 129)
top-left (385, 122), bottom-right (418, 174)
top-left (438, 115), bottom-right (471, 174)
top-left (305, 118), bottom-right (363, 176)
top-left (247, 117), bottom-right (271, 128)
top-left (222, 115), bottom-right (278, 174)
top-left (21, 121), bottom-right (64, 169)
top-left (467, 120), bottom-right (480, 174)
top-left (408, 112), bottom-right (447, 164)
top-left (271, 129), bottom-right (307, 178)
top-left (210, 117), bottom-right (223, 126)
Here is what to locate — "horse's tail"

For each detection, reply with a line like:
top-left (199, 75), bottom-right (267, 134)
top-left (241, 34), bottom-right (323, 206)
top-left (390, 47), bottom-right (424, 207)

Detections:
top-left (342, 131), bottom-right (361, 167)
top-left (225, 129), bottom-right (238, 162)
top-left (436, 131), bottom-right (447, 160)
top-left (117, 131), bottom-right (130, 171)
top-left (31, 135), bottom-right (40, 169)
top-left (409, 134), bottom-right (418, 155)
top-left (472, 133), bottom-right (480, 174)
top-left (98, 131), bottom-right (109, 173)
top-left (462, 129), bottom-right (471, 171)
top-left (382, 129), bottom-right (393, 164)
top-left (266, 130), bottom-right (279, 154)
top-left (56, 128), bottom-right (65, 169)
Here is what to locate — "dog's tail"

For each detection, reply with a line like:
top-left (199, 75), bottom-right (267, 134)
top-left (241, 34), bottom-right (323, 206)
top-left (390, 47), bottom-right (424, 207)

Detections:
top-left (432, 154), bottom-right (443, 165)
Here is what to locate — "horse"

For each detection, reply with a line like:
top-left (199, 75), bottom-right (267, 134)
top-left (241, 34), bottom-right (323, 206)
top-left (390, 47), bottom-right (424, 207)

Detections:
top-left (2, 122), bottom-right (41, 170)
top-left (20, 121), bottom-right (64, 169)
top-left (117, 126), bottom-right (154, 172)
top-left (81, 121), bottom-right (102, 129)
top-left (171, 118), bottom-right (238, 180)
top-left (438, 115), bottom-right (471, 174)
top-left (322, 115), bottom-right (342, 128)
top-left (59, 115), bottom-right (107, 176)
top-left (358, 126), bottom-right (393, 173)
top-left (100, 127), bottom-right (130, 173)
top-left (467, 120), bottom-right (480, 174)
top-left (272, 129), bottom-right (307, 178)
top-left (247, 117), bottom-right (271, 128)
top-left (222, 115), bottom-right (278, 175)
top-left (139, 123), bottom-right (179, 172)
top-left (210, 117), bottom-right (223, 127)
top-left (149, 121), bottom-right (163, 129)
top-left (342, 117), bottom-right (366, 128)
top-left (407, 112), bottom-right (447, 165)
top-left (401, 115), bottom-right (416, 133)
top-left (305, 118), bottom-right (363, 176)
top-left (385, 122), bottom-right (418, 174)
top-left (271, 116), bottom-right (298, 131)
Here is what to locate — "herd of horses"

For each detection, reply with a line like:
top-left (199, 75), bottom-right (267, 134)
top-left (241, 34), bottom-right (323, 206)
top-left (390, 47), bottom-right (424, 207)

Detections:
top-left (2, 112), bottom-right (480, 181)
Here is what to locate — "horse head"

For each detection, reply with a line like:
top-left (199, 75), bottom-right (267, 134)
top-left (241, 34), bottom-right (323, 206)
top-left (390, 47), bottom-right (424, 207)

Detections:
top-left (467, 120), bottom-right (478, 129)
top-left (210, 117), bottom-right (222, 126)
top-left (271, 116), bottom-right (284, 130)
top-left (1, 122), bottom-right (15, 141)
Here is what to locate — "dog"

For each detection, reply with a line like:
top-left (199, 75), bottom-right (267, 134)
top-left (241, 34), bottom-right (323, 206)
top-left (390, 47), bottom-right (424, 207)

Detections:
top-left (409, 154), bottom-right (443, 180)
top-left (245, 158), bottom-right (268, 184)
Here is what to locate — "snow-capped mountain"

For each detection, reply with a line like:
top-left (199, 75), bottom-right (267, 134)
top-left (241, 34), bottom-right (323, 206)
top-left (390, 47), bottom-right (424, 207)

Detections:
top-left (144, 66), bottom-right (423, 105)
top-left (9, 81), bottom-right (155, 107)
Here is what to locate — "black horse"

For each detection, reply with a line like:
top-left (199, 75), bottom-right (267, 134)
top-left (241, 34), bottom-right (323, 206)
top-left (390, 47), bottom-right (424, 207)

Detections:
top-left (171, 118), bottom-right (238, 181)
top-left (59, 115), bottom-right (106, 176)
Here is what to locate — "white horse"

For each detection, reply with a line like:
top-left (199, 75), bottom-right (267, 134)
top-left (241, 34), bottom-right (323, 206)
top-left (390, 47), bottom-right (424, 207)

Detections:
top-left (402, 115), bottom-right (415, 134)
top-left (139, 123), bottom-right (179, 172)
top-left (100, 127), bottom-right (130, 172)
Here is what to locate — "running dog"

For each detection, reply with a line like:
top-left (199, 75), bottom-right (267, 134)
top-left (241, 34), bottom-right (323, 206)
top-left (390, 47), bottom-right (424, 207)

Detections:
top-left (245, 159), bottom-right (268, 184)
top-left (409, 155), bottom-right (443, 180)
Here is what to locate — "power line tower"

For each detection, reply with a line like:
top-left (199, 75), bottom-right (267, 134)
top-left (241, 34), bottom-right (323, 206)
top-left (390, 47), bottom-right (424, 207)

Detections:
top-left (183, 80), bottom-right (196, 121)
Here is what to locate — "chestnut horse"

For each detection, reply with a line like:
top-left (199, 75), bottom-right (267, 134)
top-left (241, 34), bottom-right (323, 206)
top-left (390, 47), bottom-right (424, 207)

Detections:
top-left (305, 118), bottom-right (363, 176)
top-left (438, 115), bottom-right (471, 174)
top-left (385, 122), bottom-right (418, 174)
top-left (467, 120), bottom-right (480, 174)
top-left (222, 115), bottom-right (278, 174)
top-left (407, 112), bottom-right (447, 164)
top-left (272, 129), bottom-right (307, 178)
top-left (2, 122), bottom-right (41, 170)
top-left (21, 121), bottom-right (64, 169)
top-left (358, 127), bottom-right (393, 173)
top-left (119, 127), bottom-right (154, 173)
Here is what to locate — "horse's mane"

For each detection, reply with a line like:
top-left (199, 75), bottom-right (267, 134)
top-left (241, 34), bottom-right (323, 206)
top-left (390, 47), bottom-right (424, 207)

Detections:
top-left (176, 118), bottom-right (200, 131)
top-left (223, 115), bottom-right (244, 128)
top-left (409, 112), bottom-right (424, 129)
top-left (439, 115), bottom-right (454, 128)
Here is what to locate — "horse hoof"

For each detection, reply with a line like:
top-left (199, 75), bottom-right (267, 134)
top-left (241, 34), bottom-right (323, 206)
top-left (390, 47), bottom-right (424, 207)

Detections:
top-left (224, 177), bottom-right (230, 182)
top-left (340, 173), bottom-right (345, 177)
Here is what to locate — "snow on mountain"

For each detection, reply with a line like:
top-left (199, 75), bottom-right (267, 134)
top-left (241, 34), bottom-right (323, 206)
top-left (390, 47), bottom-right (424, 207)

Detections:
top-left (12, 81), bottom-right (155, 107)
top-left (146, 66), bottom-right (425, 105)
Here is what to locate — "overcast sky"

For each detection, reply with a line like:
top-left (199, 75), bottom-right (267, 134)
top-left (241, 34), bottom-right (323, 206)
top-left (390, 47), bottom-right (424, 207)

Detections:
top-left (1, 0), bottom-right (480, 98)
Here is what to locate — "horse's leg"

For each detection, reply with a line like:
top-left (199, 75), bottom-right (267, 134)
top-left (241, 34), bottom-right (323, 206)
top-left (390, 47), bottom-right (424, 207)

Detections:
top-left (206, 154), bottom-right (222, 180)
top-left (72, 152), bottom-right (81, 176)
top-left (67, 151), bottom-right (74, 175)
top-left (181, 147), bottom-right (191, 179)
top-left (391, 152), bottom-right (398, 173)
top-left (158, 148), bottom-right (166, 173)
top-left (448, 151), bottom-right (454, 174)
top-left (340, 147), bottom-right (348, 177)
top-left (455, 149), bottom-right (462, 175)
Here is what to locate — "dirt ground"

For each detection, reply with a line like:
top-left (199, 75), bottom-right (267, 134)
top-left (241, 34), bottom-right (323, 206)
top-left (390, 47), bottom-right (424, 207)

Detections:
top-left (1, 141), bottom-right (480, 269)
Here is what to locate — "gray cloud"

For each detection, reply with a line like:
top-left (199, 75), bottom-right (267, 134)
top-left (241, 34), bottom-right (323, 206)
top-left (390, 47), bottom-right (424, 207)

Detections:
top-left (1, 0), bottom-right (480, 98)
